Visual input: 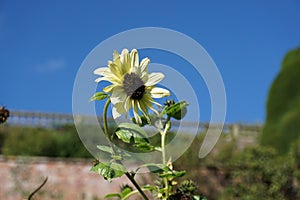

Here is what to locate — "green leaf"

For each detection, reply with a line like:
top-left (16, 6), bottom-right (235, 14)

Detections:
top-left (164, 101), bottom-right (189, 120)
top-left (115, 123), bottom-right (149, 144)
top-left (142, 185), bottom-right (158, 193)
top-left (90, 162), bottom-right (126, 182)
top-left (133, 142), bottom-right (156, 152)
top-left (97, 145), bottom-right (113, 154)
top-left (143, 163), bottom-right (170, 173)
top-left (89, 92), bottom-right (108, 102)
top-left (159, 170), bottom-right (186, 179)
top-left (120, 187), bottom-right (133, 198)
top-left (104, 193), bottom-right (121, 199)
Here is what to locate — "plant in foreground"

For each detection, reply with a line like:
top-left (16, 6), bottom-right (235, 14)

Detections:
top-left (90, 49), bottom-right (205, 199)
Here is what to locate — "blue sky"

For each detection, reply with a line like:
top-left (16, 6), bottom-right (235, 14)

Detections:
top-left (1, 0), bottom-right (300, 123)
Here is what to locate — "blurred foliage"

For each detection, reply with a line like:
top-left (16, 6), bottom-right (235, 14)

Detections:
top-left (0, 124), bottom-right (92, 158)
top-left (174, 132), bottom-right (300, 200)
top-left (1, 124), bottom-right (300, 199)
top-left (222, 147), bottom-right (298, 200)
top-left (261, 46), bottom-right (300, 154)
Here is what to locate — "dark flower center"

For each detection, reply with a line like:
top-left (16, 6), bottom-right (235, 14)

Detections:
top-left (123, 73), bottom-right (145, 100)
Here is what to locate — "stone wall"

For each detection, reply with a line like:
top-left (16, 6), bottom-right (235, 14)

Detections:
top-left (0, 156), bottom-right (148, 200)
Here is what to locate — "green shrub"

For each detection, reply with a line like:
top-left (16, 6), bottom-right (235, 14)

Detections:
top-left (222, 146), bottom-right (299, 200)
top-left (261, 47), bottom-right (300, 154)
top-left (1, 125), bottom-right (92, 158)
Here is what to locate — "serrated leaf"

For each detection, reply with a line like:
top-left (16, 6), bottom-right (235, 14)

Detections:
top-left (115, 123), bottom-right (149, 144)
top-left (89, 92), bottom-right (108, 102)
top-left (91, 162), bottom-right (126, 182)
top-left (97, 145), bottom-right (113, 154)
top-left (104, 193), bottom-right (121, 199)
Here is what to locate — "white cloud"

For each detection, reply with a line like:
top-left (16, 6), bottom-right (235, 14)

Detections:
top-left (36, 59), bottom-right (66, 73)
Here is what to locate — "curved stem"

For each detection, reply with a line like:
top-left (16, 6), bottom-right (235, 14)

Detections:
top-left (28, 177), bottom-right (48, 200)
top-left (123, 188), bottom-right (149, 200)
top-left (102, 98), bottom-right (149, 200)
top-left (103, 98), bottom-right (112, 144)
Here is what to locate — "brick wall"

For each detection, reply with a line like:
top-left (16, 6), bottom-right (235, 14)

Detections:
top-left (0, 156), bottom-right (149, 200)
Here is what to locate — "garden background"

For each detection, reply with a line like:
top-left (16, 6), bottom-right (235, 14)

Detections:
top-left (1, 1), bottom-right (300, 199)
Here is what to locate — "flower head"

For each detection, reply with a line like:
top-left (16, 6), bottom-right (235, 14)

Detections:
top-left (94, 49), bottom-right (170, 124)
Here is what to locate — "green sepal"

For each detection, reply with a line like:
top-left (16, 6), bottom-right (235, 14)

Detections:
top-left (164, 101), bottom-right (189, 120)
top-left (90, 162), bottom-right (126, 182)
top-left (89, 92), bottom-right (108, 102)
top-left (115, 123), bottom-right (149, 144)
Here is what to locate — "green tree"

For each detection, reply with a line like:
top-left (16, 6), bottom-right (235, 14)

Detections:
top-left (261, 46), bottom-right (300, 154)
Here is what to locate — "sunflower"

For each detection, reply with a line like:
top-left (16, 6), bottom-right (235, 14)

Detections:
top-left (94, 49), bottom-right (170, 124)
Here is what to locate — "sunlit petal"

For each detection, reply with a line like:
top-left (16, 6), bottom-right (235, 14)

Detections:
top-left (150, 87), bottom-right (170, 98)
top-left (145, 72), bottom-right (164, 86)
top-left (111, 87), bottom-right (126, 104)
top-left (94, 67), bottom-right (109, 76)
top-left (103, 85), bottom-right (114, 93)
top-left (95, 77), bottom-right (109, 83)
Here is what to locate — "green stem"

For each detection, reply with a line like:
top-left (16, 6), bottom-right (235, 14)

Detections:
top-left (102, 98), bottom-right (149, 200)
top-left (122, 188), bottom-right (149, 200)
top-left (161, 117), bottom-right (171, 199)
top-left (103, 98), bottom-right (112, 144)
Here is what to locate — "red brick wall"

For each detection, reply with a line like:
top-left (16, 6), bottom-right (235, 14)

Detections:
top-left (0, 156), bottom-right (149, 200)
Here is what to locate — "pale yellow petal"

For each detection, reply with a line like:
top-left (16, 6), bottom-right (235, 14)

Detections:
top-left (95, 77), bottom-right (108, 83)
top-left (120, 49), bottom-right (129, 63)
top-left (124, 96), bottom-right (132, 112)
top-left (141, 94), bottom-right (160, 115)
top-left (150, 87), bottom-right (170, 98)
top-left (145, 72), bottom-right (164, 86)
top-left (112, 102), bottom-right (126, 118)
top-left (137, 101), bottom-right (150, 123)
top-left (108, 62), bottom-right (123, 78)
top-left (111, 86), bottom-right (127, 105)
top-left (103, 85), bottom-right (114, 93)
top-left (94, 67), bottom-right (109, 75)
top-left (140, 57), bottom-right (150, 73)
top-left (130, 49), bottom-right (139, 68)
top-left (113, 50), bottom-right (120, 61)
top-left (132, 100), bottom-right (141, 125)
